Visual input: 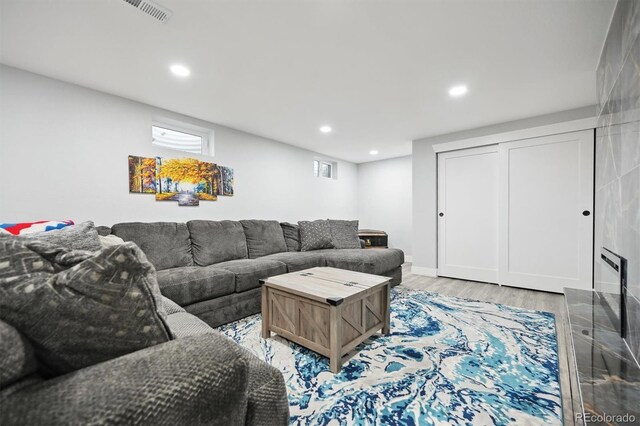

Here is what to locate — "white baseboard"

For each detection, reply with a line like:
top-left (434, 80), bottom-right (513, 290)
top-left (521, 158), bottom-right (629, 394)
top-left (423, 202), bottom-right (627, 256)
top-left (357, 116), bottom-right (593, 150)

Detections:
top-left (411, 266), bottom-right (438, 277)
top-left (403, 255), bottom-right (413, 263)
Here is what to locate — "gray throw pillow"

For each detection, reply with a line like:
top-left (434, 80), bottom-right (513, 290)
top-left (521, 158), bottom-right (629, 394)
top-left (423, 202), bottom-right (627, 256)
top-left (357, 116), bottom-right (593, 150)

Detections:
top-left (329, 219), bottom-right (361, 249)
top-left (280, 222), bottom-right (301, 252)
top-left (21, 221), bottom-right (102, 252)
top-left (298, 220), bottom-right (333, 251)
top-left (240, 220), bottom-right (287, 259)
top-left (0, 235), bottom-right (172, 376)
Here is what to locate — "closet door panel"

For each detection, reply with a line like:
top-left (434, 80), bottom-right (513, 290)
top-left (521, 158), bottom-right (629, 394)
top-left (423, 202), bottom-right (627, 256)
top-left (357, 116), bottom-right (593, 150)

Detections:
top-left (438, 145), bottom-right (499, 283)
top-left (498, 130), bottom-right (594, 292)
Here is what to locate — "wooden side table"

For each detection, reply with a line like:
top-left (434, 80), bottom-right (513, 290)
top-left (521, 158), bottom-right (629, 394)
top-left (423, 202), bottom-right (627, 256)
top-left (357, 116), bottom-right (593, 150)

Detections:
top-left (358, 229), bottom-right (388, 249)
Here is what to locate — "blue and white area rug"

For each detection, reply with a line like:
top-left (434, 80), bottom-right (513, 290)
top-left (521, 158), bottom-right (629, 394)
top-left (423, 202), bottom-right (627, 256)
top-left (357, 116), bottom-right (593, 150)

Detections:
top-left (218, 288), bottom-right (562, 425)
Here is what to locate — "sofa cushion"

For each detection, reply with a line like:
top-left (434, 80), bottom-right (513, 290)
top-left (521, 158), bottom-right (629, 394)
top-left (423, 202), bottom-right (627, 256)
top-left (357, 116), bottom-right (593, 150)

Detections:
top-left (0, 319), bottom-right (37, 389)
top-left (0, 236), bottom-right (172, 376)
top-left (280, 222), bottom-right (301, 252)
top-left (262, 251), bottom-right (326, 272)
top-left (111, 222), bottom-right (193, 271)
top-left (328, 219), bottom-right (361, 249)
top-left (185, 288), bottom-right (262, 328)
top-left (21, 221), bottom-right (102, 252)
top-left (156, 266), bottom-right (236, 306)
top-left (240, 220), bottom-right (287, 259)
top-left (298, 219), bottom-right (333, 251)
top-left (211, 259), bottom-right (286, 293)
top-left (187, 220), bottom-right (248, 266)
top-left (319, 248), bottom-right (405, 275)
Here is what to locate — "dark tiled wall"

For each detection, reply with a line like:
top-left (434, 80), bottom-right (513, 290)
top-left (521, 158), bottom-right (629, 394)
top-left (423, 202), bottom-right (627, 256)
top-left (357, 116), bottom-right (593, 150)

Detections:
top-left (595, 0), bottom-right (640, 362)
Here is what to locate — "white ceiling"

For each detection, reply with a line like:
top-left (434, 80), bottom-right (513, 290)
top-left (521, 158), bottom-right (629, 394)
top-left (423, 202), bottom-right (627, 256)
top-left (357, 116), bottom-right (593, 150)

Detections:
top-left (0, 0), bottom-right (615, 163)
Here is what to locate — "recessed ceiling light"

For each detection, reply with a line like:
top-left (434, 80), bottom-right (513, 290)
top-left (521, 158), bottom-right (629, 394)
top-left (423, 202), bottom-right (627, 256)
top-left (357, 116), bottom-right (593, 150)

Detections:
top-left (320, 126), bottom-right (332, 133)
top-left (170, 64), bottom-right (191, 77)
top-left (369, 150), bottom-right (379, 155)
top-left (448, 85), bottom-right (468, 97)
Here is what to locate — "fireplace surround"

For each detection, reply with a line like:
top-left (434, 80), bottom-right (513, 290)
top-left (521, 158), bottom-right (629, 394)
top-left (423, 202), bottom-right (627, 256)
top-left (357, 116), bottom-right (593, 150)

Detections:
top-left (598, 247), bottom-right (628, 339)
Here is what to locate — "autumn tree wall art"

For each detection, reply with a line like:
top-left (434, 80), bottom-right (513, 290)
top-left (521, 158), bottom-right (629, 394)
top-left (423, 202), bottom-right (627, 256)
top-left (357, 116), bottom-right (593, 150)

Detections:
top-left (128, 156), bottom-right (157, 193)
top-left (219, 166), bottom-right (234, 196)
top-left (128, 155), bottom-right (234, 207)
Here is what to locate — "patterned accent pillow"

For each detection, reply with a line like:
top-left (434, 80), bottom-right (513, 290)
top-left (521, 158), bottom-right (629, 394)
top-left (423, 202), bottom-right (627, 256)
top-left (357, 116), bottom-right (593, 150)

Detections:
top-left (20, 221), bottom-right (102, 252)
top-left (328, 219), bottom-right (361, 249)
top-left (0, 220), bottom-right (74, 235)
top-left (298, 220), bottom-right (334, 251)
top-left (0, 235), bottom-right (172, 376)
top-left (280, 222), bottom-right (301, 252)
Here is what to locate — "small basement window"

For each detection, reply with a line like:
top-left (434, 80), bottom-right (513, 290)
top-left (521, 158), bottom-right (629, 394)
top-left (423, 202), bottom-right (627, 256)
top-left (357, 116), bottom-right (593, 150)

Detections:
top-left (314, 160), bottom-right (336, 179)
top-left (152, 121), bottom-right (213, 155)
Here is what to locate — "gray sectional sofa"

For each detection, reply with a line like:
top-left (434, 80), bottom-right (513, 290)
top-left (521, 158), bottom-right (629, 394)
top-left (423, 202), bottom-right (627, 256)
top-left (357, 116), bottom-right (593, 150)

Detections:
top-left (0, 229), bottom-right (290, 426)
top-left (0, 219), bottom-right (403, 425)
top-left (101, 219), bottom-right (404, 327)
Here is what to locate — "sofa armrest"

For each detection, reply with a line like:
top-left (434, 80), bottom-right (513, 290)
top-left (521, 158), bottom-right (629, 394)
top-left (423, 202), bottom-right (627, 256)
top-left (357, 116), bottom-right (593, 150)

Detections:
top-left (1, 335), bottom-right (249, 426)
top-left (359, 239), bottom-right (366, 249)
top-left (238, 347), bottom-right (289, 426)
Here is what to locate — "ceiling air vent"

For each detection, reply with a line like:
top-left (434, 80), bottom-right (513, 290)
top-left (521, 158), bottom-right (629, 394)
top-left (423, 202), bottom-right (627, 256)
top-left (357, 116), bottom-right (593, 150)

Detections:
top-left (122, 0), bottom-right (172, 23)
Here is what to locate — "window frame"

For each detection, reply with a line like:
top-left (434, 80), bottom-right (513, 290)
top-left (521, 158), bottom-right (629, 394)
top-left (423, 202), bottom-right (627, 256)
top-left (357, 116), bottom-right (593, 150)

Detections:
top-left (151, 118), bottom-right (214, 156)
top-left (313, 159), bottom-right (336, 179)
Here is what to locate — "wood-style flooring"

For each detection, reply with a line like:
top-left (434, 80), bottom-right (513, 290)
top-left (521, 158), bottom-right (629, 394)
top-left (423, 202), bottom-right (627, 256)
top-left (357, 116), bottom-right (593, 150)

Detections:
top-left (398, 263), bottom-right (582, 426)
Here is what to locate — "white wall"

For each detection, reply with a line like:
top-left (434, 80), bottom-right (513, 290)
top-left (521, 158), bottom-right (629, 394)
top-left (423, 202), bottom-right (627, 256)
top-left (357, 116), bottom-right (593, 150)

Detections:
top-left (411, 106), bottom-right (596, 274)
top-left (0, 65), bottom-right (358, 225)
top-left (357, 156), bottom-right (412, 257)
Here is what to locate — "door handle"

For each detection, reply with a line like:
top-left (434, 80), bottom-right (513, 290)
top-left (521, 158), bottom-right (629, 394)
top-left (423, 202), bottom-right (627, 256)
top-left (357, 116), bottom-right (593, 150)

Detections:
top-left (439, 212), bottom-right (444, 217)
top-left (582, 210), bottom-right (591, 216)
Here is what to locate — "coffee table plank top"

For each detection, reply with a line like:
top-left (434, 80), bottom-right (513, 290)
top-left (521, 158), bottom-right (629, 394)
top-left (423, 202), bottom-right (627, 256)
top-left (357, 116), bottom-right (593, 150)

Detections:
top-left (261, 267), bottom-right (390, 306)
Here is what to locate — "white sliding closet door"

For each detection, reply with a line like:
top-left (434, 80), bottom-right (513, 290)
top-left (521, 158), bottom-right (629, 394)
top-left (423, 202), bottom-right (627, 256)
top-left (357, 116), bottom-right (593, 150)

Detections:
top-left (498, 130), bottom-right (594, 292)
top-left (438, 145), bottom-right (499, 283)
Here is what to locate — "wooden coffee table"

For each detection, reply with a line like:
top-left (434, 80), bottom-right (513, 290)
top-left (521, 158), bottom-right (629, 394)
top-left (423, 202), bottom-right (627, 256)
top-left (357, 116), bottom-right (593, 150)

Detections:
top-left (260, 267), bottom-right (391, 373)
